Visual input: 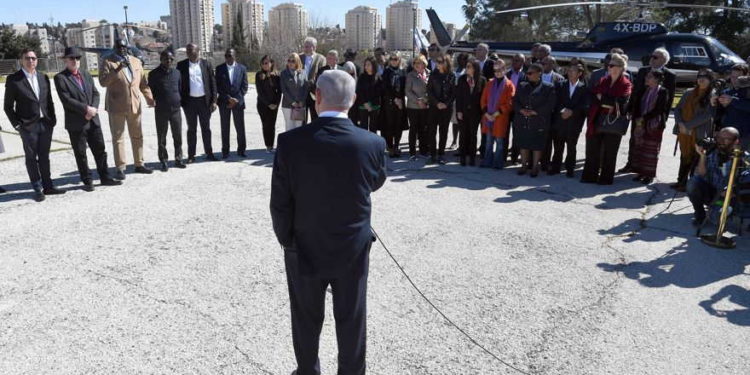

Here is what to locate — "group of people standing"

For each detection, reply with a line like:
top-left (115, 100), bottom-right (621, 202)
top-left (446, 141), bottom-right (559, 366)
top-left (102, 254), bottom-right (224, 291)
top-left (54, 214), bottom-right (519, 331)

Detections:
top-left (2, 41), bottom-right (250, 201)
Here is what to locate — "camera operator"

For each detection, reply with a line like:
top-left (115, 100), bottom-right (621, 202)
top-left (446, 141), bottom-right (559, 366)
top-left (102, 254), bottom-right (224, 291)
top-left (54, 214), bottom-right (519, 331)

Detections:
top-left (715, 64), bottom-right (750, 149)
top-left (686, 127), bottom-right (746, 225)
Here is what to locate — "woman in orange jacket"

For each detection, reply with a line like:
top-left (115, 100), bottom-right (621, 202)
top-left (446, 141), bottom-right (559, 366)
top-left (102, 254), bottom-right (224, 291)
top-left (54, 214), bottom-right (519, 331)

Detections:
top-left (480, 59), bottom-right (516, 169)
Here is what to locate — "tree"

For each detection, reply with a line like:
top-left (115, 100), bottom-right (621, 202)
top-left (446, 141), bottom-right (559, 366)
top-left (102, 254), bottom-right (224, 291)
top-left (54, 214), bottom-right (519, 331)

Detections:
top-left (0, 29), bottom-right (42, 60)
top-left (462, 0), bottom-right (481, 35)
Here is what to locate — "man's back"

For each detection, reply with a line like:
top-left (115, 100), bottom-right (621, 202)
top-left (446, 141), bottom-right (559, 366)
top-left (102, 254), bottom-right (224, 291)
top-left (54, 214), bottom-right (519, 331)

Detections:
top-left (271, 116), bottom-right (386, 278)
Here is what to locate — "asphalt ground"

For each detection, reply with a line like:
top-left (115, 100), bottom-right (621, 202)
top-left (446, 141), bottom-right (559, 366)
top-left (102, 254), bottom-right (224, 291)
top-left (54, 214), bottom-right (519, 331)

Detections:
top-left (0, 82), bottom-right (748, 375)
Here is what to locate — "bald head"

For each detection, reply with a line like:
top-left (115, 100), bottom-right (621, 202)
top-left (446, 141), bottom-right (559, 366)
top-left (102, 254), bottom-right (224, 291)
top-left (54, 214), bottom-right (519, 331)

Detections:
top-left (316, 70), bottom-right (356, 113)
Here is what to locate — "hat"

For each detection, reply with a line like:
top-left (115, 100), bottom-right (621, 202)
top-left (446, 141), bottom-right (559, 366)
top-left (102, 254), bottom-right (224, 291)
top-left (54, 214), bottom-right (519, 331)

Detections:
top-left (63, 47), bottom-right (82, 59)
top-left (344, 48), bottom-right (357, 58)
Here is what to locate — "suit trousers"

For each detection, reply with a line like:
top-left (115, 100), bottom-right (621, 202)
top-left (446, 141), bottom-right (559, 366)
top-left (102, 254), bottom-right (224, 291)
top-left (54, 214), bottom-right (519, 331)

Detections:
top-left (459, 115), bottom-right (481, 161)
top-left (258, 104), bottom-right (279, 148)
top-left (550, 128), bottom-right (581, 172)
top-left (155, 108), bottom-right (183, 162)
top-left (284, 247), bottom-right (369, 375)
top-left (382, 103), bottom-right (404, 150)
top-left (183, 97), bottom-right (213, 158)
top-left (219, 104), bottom-right (246, 154)
top-left (305, 95), bottom-right (318, 124)
top-left (407, 109), bottom-right (429, 156)
top-left (68, 124), bottom-right (110, 183)
top-left (428, 108), bottom-right (452, 158)
top-left (357, 109), bottom-right (379, 133)
top-left (109, 111), bottom-right (145, 170)
top-left (18, 122), bottom-right (53, 191)
top-left (581, 133), bottom-right (622, 185)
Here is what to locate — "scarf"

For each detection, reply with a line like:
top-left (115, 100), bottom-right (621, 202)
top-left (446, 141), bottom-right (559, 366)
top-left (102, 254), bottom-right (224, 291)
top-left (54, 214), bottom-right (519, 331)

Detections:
top-left (484, 77), bottom-right (506, 129)
top-left (586, 74), bottom-right (632, 138)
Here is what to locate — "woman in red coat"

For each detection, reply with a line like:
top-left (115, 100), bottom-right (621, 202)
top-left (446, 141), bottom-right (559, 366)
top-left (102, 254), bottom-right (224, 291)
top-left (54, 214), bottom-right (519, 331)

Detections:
top-left (480, 59), bottom-right (516, 169)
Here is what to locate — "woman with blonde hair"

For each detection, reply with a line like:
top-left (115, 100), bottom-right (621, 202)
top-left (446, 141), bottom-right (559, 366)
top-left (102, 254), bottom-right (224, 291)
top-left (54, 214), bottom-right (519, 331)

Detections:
top-left (280, 53), bottom-right (308, 131)
top-left (405, 55), bottom-right (430, 160)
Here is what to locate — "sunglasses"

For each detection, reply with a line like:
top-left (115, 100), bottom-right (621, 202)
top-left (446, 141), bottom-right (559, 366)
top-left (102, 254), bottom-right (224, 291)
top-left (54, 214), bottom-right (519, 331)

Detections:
top-left (23, 56), bottom-right (38, 61)
top-left (263, 61), bottom-right (272, 64)
top-left (287, 60), bottom-right (296, 63)
top-left (608, 64), bottom-right (620, 68)
top-left (494, 69), bottom-right (505, 73)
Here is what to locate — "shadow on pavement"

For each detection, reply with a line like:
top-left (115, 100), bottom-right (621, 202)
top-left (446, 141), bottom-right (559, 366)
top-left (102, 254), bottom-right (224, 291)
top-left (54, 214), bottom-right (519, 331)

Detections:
top-left (699, 285), bottom-right (750, 327)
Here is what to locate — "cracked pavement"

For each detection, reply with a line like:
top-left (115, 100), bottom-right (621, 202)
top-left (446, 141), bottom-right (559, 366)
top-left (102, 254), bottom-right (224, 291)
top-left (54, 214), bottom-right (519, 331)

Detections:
top-left (0, 83), bottom-right (749, 374)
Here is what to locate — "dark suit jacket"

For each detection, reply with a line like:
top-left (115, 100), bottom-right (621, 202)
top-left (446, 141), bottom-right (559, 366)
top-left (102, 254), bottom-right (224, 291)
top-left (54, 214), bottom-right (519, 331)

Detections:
top-left (506, 69), bottom-right (526, 86)
top-left (176, 58), bottom-right (217, 107)
top-left (271, 116), bottom-right (387, 278)
top-left (553, 79), bottom-right (589, 136)
top-left (631, 66), bottom-right (676, 116)
top-left (54, 69), bottom-right (100, 131)
top-left (479, 58), bottom-right (496, 80)
top-left (455, 75), bottom-right (487, 123)
top-left (216, 62), bottom-right (248, 109)
top-left (4, 69), bottom-right (56, 130)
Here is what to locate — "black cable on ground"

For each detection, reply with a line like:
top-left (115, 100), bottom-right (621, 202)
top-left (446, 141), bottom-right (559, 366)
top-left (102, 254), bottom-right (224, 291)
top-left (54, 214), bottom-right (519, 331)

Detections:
top-left (371, 227), bottom-right (532, 375)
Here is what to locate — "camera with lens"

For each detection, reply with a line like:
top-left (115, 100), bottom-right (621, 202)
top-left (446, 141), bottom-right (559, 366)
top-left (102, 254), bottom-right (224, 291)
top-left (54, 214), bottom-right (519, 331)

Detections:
top-left (697, 137), bottom-right (717, 152)
top-left (712, 78), bottom-right (728, 96)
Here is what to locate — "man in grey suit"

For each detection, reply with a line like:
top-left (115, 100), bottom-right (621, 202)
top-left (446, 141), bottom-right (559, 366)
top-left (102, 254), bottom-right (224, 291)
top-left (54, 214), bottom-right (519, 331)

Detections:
top-left (300, 37), bottom-right (325, 122)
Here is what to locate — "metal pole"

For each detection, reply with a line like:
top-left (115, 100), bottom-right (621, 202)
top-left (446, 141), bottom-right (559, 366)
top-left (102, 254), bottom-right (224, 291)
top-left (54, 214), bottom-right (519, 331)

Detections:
top-left (412, 6), bottom-right (416, 59)
top-left (124, 5), bottom-right (129, 44)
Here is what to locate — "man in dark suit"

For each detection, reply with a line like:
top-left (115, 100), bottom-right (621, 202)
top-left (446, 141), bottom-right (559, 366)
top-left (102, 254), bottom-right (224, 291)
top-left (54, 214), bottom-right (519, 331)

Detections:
top-left (271, 70), bottom-right (386, 375)
top-left (549, 63), bottom-right (590, 177)
top-left (176, 43), bottom-right (218, 163)
top-left (620, 47), bottom-right (676, 173)
top-left (474, 43), bottom-right (495, 80)
top-left (54, 47), bottom-right (122, 191)
top-left (216, 48), bottom-right (249, 158)
top-left (3, 48), bottom-right (64, 202)
top-left (148, 50), bottom-right (186, 171)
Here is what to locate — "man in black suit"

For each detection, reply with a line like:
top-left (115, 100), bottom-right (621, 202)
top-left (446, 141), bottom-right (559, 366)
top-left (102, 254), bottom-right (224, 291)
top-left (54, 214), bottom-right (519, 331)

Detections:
top-left (54, 47), bottom-right (122, 191)
top-left (474, 43), bottom-right (495, 80)
top-left (271, 70), bottom-right (387, 375)
top-left (620, 47), bottom-right (676, 173)
top-left (3, 48), bottom-right (64, 202)
top-left (176, 43), bottom-right (218, 163)
top-left (148, 50), bottom-right (186, 171)
top-left (216, 48), bottom-right (249, 158)
top-left (549, 63), bottom-right (590, 177)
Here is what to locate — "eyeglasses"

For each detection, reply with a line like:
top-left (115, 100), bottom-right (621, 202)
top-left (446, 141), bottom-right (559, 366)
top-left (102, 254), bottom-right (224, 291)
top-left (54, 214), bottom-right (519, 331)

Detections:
top-left (263, 61), bottom-right (272, 65)
top-left (287, 60), bottom-right (295, 63)
top-left (493, 69), bottom-right (505, 73)
top-left (608, 64), bottom-right (620, 68)
top-left (650, 55), bottom-right (659, 60)
top-left (23, 56), bottom-right (37, 61)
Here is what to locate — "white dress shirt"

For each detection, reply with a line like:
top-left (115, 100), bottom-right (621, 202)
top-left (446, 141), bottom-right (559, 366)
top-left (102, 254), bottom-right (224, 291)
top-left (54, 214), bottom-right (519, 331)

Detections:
top-left (542, 72), bottom-right (553, 84)
top-left (303, 54), bottom-right (313, 77)
top-left (318, 111), bottom-right (348, 119)
top-left (227, 62), bottom-right (236, 85)
top-left (569, 80), bottom-right (578, 98)
top-left (188, 60), bottom-right (206, 97)
top-left (22, 68), bottom-right (43, 118)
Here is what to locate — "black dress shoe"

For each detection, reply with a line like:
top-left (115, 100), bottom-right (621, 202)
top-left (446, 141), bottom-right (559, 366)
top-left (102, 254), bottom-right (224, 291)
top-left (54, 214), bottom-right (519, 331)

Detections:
top-left (43, 187), bottom-right (66, 195)
top-left (187, 156), bottom-right (196, 164)
top-left (135, 166), bottom-right (153, 174)
top-left (114, 169), bottom-right (126, 180)
top-left (460, 157), bottom-right (466, 166)
top-left (566, 170), bottom-right (575, 178)
top-left (160, 162), bottom-right (169, 172)
top-left (617, 165), bottom-right (633, 174)
top-left (222, 152), bottom-right (229, 159)
top-left (82, 183), bottom-right (95, 192)
top-left (175, 160), bottom-right (187, 169)
top-left (101, 179), bottom-right (122, 186)
top-left (207, 154), bottom-right (218, 161)
top-left (238, 151), bottom-right (246, 157)
top-left (0, 186), bottom-right (6, 194)
top-left (641, 177), bottom-right (653, 185)
top-left (438, 157), bottom-right (447, 165)
top-left (33, 191), bottom-right (45, 202)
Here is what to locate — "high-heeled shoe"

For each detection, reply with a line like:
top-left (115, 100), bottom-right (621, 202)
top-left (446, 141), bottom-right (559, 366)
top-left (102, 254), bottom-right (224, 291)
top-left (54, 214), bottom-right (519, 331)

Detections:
top-left (517, 168), bottom-right (527, 176)
top-left (530, 169), bottom-right (539, 178)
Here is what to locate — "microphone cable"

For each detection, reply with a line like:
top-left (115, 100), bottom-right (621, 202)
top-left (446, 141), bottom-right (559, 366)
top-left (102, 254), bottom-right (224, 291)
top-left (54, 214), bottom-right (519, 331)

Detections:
top-left (371, 227), bottom-right (532, 375)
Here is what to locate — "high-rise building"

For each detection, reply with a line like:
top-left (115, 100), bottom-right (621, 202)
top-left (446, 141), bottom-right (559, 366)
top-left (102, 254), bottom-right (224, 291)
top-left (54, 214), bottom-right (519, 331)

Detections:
top-left (386, 0), bottom-right (421, 51)
top-left (345, 6), bottom-right (380, 51)
top-left (268, 3), bottom-right (308, 50)
top-left (222, 0), bottom-right (265, 49)
top-left (169, 0), bottom-right (215, 52)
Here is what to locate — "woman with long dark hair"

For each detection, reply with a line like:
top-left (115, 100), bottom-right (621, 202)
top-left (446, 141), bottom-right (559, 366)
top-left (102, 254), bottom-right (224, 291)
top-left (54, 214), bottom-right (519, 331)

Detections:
top-left (630, 69), bottom-right (670, 184)
top-left (671, 68), bottom-right (715, 191)
top-left (581, 53), bottom-right (632, 185)
top-left (355, 57), bottom-right (383, 133)
top-left (382, 54), bottom-right (408, 157)
top-left (455, 59), bottom-right (486, 166)
top-left (255, 55), bottom-right (281, 152)
top-left (426, 55), bottom-right (455, 164)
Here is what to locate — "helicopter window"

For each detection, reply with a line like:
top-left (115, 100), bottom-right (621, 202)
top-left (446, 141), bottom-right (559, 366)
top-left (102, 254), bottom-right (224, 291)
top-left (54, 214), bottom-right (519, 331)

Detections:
top-left (668, 42), bottom-right (711, 67)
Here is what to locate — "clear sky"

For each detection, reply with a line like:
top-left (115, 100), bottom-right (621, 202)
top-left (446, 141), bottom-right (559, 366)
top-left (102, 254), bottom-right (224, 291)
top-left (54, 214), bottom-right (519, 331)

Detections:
top-left (0, 0), bottom-right (465, 29)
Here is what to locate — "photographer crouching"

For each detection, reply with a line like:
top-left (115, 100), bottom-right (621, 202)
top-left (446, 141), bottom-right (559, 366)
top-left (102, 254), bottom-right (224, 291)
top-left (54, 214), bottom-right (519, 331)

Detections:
top-left (687, 127), bottom-right (747, 226)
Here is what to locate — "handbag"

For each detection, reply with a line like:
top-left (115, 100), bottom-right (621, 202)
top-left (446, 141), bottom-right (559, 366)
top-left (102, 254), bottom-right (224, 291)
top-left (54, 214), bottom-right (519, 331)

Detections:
top-left (596, 103), bottom-right (630, 136)
top-left (291, 107), bottom-right (306, 122)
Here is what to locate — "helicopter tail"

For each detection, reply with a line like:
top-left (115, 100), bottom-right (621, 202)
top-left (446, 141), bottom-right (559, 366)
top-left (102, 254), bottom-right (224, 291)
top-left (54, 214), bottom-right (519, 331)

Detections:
top-left (425, 8), bottom-right (452, 48)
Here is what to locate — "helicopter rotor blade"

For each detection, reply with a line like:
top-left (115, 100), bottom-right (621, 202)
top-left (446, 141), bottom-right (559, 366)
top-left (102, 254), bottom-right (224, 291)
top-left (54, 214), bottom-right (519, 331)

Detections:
top-left (494, 1), bottom-right (618, 14)
top-left (659, 3), bottom-right (750, 12)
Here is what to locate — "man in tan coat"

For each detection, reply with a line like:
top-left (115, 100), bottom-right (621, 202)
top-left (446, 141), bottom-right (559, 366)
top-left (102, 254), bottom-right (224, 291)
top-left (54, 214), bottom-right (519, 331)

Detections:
top-left (99, 39), bottom-right (155, 179)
